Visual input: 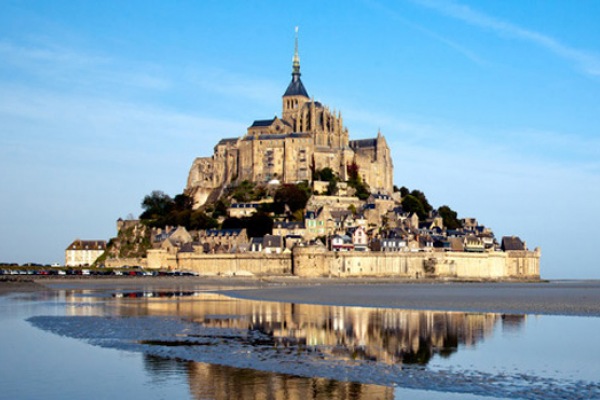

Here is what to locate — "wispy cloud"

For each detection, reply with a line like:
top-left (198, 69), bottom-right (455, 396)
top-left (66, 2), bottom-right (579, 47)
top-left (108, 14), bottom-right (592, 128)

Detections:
top-left (0, 38), bottom-right (172, 91)
top-left (186, 67), bottom-right (282, 106)
top-left (364, 0), bottom-right (486, 66)
top-left (412, 0), bottom-right (600, 77)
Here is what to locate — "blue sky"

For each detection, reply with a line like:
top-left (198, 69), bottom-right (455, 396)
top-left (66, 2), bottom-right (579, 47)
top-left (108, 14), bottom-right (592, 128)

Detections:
top-left (1, 1), bottom-right (598, 279)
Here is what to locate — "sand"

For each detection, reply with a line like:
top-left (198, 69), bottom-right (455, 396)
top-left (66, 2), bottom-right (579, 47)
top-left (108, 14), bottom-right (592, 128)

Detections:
top-left (0, 277), bottom-right (48, 296)
top-left (3, 276), bottom-right (599, 316)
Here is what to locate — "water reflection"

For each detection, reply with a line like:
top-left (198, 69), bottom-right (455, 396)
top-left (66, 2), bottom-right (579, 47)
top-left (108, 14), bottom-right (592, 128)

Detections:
top-left (29, 289), bottom-right (599, 399)
top-left (83, 291), bottom-right (525, 367)
top-left (146, 356), bottom-right (394, 400)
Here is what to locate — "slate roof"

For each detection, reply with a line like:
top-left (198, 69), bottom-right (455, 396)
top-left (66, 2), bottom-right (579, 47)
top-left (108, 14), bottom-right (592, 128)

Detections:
top-left (501, 236), bottom-right (526, 251)
top-left (274, 221), bottom-right (305, 229)
top-left (205, 229), bottom-right (244, 237)
top-left (263, 235), bottom-right (283, 248)
top-left (330, 210), bottom-right (352, 220)
top-left (349, 138), bottom-right (377, 149)
top-left (66, 240), bottom-right (107, 251)
top-left (250, 119), bottom-right (275, 128)
top-left (217, 138), bottom-right (239, 145)
top-left (283, 76), bottom-right (309, 98)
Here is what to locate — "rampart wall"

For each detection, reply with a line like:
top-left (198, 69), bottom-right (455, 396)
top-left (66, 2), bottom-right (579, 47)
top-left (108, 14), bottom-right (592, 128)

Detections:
top-left (292, 247), bottom-right (540, 280)
top-left (144, 246), bottom-right (540, 280)
top-left (104, 257), bottom-right (148, 269)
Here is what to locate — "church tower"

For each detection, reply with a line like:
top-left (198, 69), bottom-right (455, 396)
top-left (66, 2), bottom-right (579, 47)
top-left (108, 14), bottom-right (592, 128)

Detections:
top-left (282, 27), bottom-right (309, 122)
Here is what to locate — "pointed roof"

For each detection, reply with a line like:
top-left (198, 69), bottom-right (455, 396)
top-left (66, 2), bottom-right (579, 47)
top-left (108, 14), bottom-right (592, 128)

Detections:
top-left (283, 27), bottom-right (309, 98)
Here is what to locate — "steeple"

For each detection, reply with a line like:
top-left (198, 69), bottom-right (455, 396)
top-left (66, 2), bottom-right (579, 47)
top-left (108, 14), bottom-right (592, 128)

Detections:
top-left (283, 27), bottom-right (309, 98)
top-left (292, 26), bottom-right (300, 76)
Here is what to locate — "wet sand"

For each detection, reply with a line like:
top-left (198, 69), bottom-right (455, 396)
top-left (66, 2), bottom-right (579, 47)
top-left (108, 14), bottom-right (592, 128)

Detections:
top-left (0, 277), bottom-right (48, 296)
top-left (225, 280), bottom-right (600, 317)
top-left (4, 276), bottom-right (600, 316)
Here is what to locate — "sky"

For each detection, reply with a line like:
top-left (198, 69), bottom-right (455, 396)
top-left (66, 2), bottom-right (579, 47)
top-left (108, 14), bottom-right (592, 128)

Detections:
top-left (1, 0), bottom-right (599, 279)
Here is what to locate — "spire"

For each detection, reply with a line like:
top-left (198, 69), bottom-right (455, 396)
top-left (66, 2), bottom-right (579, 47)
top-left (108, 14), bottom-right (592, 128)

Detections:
top-left (292, 26), bottom-right (300, 77)
top-left (283, 26), bottom-right (309, 98)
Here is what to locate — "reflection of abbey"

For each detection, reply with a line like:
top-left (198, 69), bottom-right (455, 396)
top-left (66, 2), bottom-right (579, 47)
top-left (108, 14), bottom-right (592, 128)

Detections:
top-left (186, 33), bottom-right (393, 207)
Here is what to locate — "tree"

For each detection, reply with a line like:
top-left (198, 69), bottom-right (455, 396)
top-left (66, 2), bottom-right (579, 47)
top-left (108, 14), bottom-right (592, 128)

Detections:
top-left (399, 186), bottom-right (410, 197)
top-left (274, 184), bottom-right (310, 214)
top-left (246, 213), bottom-right (273, 238)
top-left (402, 195), bottom-right (427, 220)
top-left (140, 190), bottom-right (174, 220)
top-left (326, 180), bottom-right (338, 196)
top-left (189, 210), bottom-right (218, 230)
top-left (348, 204), bottom-right (357, 215)
top-left (346, 162), bottom-right (370, 200)
top-left (222, 217), bottom-right (244, 230)
top-left (347, 161), bottom-right (360, 182)
top-left (313, 167), bottom-right (335, 182)
top-left (232, 180), bottom-right (257, 202)
top-left (410, 190), bottom-right (433, 214)
top-left (212, 199), bottom-right (230, 219)
top-left (438, 205), bottom-right (462, 230)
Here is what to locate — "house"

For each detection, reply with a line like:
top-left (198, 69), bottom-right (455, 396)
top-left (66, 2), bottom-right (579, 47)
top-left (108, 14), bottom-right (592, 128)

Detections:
top-left (263, 235), bottom-right (284, 254)
top-left (168, 226), bottom-right (193, 246)
top-left (250, 237), bottom-right (263, 252)
top-left (272, 221), bottom-right (305, 237)
top-left (65, 240), bottom-right (107, 267)
top-left (198, 229), bottom-right (248, 253)
top-left (228, 202), bottom-right (261, 218)
top-left (331, 235), bottom-right (354, 251)
top-left (305, 207), bottom-right (330, 238)
top-left (380, 237), bottom-right (407, 252)
top-left (350, 226), bottom-right (369, 251)
top-left (464, 235), bottom-right (485, 253)
top-left (330, 210), bottom-right (354, 232)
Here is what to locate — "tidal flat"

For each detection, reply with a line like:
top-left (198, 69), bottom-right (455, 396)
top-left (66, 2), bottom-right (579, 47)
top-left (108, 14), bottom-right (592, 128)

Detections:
top-left (2, 277), bottom-right (600, 399)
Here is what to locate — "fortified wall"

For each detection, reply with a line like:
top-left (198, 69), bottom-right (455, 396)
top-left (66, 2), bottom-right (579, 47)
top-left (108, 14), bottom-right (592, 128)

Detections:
top-left (292, 247), bottom-right (540, 280)
top-left (146, 247), bottom-right (540, 280)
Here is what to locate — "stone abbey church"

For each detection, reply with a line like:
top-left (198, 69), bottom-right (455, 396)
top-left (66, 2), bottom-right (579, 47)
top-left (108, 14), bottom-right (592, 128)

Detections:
top-left (186, 34), bottom-right (394, 207)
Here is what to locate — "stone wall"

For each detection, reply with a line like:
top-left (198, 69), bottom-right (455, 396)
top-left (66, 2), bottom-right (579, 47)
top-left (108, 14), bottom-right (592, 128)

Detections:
top-left (147, 249), bottom-right (291, 276)
top-left (292, 247), bottom-right (540, 280)
top-left (104, 257), bottom-right (148, 269)
top-left (144, 246), bottom-right (540, 280)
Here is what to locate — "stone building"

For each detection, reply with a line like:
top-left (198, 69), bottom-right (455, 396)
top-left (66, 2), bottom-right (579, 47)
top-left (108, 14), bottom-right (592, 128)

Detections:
top-left (186, 32), bottom-right (394, 208)
top-left (65, 239), bottom-right (107, 267)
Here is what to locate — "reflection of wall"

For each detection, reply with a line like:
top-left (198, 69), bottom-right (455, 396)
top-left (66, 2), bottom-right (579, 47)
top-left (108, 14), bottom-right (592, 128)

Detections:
top-left (186, 362), bottom-right (393, 400)
top-left (130, 294), bottom-right (521, 367)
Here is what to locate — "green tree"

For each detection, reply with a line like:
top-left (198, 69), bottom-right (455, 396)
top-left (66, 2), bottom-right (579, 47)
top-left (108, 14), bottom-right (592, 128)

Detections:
top-left (232, 180), bottom-right (257, 202)
top-left (189, 210), bottom-right (218, 230)
top-left (222, 217), bottom-right (244, 230)
top-left (314, 167), bottom-right (336, 182)
top-left (402, 194), bottom-right (427, 220)
top-left (140, 190), bottom-right (174, 220)
top-left (346, 162), bottom-right (370, 200)
top-left (326, 179), bottom-right (338, 196)
top-left (274, 184), bottom-right (310, 214)
top-left (438, 205), bottom-right (462, 230)
top-left (399, 186), bottom-right (410, 197)
top-left (410, 190), bottom-right (433, 214)
top-left (246, 213), bottom-right (273, 237)
top-left (212, 198), bottom-right (230, 219)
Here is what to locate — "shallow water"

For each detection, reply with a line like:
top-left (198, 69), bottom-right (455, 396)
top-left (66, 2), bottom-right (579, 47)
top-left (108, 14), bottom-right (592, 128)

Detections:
top-left (2, 287), bottom-right (599, 399)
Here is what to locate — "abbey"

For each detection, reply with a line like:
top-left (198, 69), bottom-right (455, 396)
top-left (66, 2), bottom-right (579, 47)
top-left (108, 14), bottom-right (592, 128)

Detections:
top-left (186, 33), bottom-right (394, 207)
